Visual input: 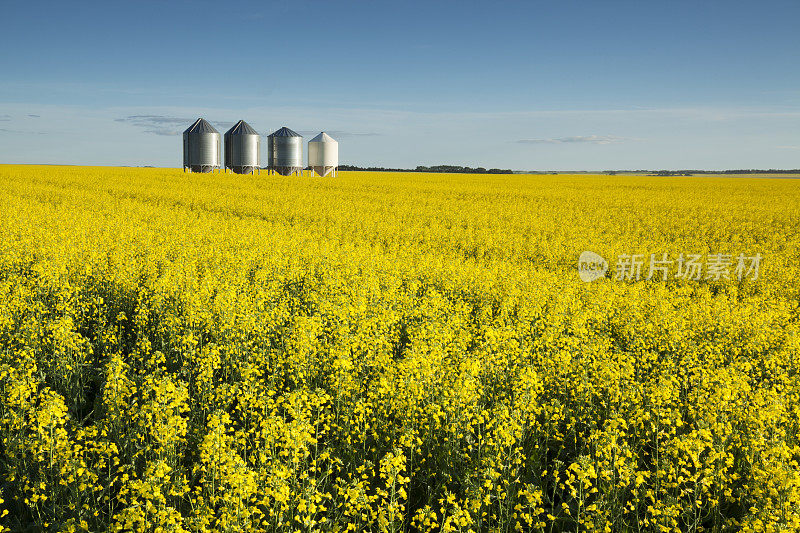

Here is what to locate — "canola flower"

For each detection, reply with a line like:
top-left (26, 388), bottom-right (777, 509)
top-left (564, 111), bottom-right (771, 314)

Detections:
top-left (0, 164), bottom-right (798, 532)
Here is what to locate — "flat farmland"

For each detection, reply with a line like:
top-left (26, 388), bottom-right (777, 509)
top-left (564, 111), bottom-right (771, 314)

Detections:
top-left (0, 165), bottom-right (798, 532)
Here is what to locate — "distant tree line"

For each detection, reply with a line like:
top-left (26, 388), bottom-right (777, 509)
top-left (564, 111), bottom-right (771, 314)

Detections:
top-left (649, 170), bottom-right (694, 176)
top-left (416, 165), bottom-right (514, 174)
top-left (337, 165), bottom-right (408, 172)
top-left (338, 164), bottom-right (513, 174)
top-left (717, 169), bottom-right (800, 174)
top-left (646, 169), bottom-right (800, 176)
top-left (337, 166), bottom-right (799, 176)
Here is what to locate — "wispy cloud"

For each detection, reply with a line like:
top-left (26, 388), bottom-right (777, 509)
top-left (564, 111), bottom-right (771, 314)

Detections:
top-left (517, 135), bottom-right (625, 145)
top-left (297, 130), bottom-right (381, 139)
top-left (777, 145), bottom-right (800, 150)
top-left (146, 129), bottom-right (183, 136)
top-left (0, 114), bottom-right (10, 121)
top-left (116, 115), bottom-right (234, 135)
top-left (28, 114), bottom-right (40, 118)
top-left (329, 130), bottom-right (381, 139)
top-left (116, 115), bottom-right (191, 125)
top-left (115, 115), bottom-right (193, 136)
top-left (0, 128), bottom-right (48, 135)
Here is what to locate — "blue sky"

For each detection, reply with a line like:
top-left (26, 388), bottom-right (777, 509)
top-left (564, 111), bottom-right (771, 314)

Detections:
top-left (1, 0), bottom-right (798, 170)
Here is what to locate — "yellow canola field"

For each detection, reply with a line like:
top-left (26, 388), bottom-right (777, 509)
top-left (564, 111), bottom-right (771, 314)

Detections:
top-left (0, 165), bottom-right (798, 532)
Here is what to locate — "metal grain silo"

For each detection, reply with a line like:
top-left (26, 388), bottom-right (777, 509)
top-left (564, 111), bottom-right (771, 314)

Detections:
top-left (183, 118), bottom-right (221, 173)
top-left (308, 132), bottom-right (339, 177)
top-left (224, 120), bottom-right (260, 174)
top-left (267, 127), bottom-right (303, 176)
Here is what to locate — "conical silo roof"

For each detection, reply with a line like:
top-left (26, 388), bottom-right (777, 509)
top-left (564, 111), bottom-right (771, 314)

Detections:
top-left (184, 118), bottom-right (219, 134)
top-left (226, 120), bottom-right (258, 136)
top-left (309, 132), bottom-right (336, 143)
top-left (268, 126), bottom-right (301, 137)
